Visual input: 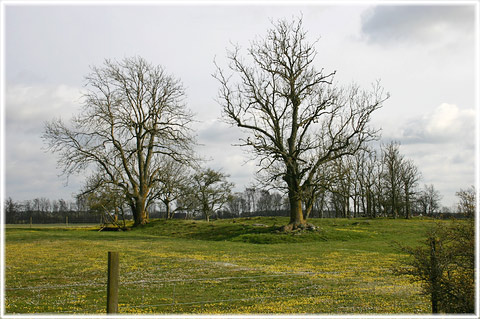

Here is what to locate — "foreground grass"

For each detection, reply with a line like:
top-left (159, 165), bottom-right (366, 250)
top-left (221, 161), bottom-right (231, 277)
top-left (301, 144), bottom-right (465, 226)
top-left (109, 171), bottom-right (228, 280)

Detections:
top-left (5, 217), bottom-right (441, 314)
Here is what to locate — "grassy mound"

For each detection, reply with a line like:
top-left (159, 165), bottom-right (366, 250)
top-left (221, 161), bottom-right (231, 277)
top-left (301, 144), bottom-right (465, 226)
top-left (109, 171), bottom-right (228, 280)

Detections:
top-left (134, 217), bottom-right (376, 244)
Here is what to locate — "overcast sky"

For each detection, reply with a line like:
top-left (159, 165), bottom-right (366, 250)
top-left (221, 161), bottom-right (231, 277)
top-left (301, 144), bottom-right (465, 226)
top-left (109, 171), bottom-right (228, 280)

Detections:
top-left (1, 1), bottom-right (478, 208)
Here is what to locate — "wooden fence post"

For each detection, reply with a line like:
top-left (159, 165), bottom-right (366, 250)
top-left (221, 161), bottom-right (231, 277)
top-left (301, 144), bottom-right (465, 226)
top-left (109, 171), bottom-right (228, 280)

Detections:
top-left (107, 252), bottom-right (119, 314)
top-left (66, 216), bottom-right (68, 227)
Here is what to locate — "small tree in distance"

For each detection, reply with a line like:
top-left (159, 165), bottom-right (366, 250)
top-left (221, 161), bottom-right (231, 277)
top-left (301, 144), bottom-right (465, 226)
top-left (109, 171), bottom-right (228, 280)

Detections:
top-left (188, 168), bottom-right (234, 222)
top-left (78, 173), bottom-right (129, 229)
top-left (149, 156), bottom-right (192, 219)
top-left (215, 16), bottom-right (388, 231)
top-left (418, 184), bottom-right (442, 217)
top-left (456, 185), bottom-right (476, 218)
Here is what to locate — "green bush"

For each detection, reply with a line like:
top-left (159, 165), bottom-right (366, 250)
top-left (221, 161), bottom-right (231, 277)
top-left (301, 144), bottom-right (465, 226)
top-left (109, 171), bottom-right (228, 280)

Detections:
top-left (397, 220), bottom-right (474, 314)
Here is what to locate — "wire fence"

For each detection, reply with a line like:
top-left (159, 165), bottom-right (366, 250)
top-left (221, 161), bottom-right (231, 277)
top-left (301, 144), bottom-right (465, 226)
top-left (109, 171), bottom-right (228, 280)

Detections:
top-left (5, 268), bottom-right (428, 314)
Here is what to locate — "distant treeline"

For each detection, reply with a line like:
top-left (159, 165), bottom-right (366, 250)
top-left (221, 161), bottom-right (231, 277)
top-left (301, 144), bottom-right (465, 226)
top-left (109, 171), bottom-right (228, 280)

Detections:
top-left (4, 197), bottom-right (100, 224)
top-left (5, 180), bottom-right (474, 224)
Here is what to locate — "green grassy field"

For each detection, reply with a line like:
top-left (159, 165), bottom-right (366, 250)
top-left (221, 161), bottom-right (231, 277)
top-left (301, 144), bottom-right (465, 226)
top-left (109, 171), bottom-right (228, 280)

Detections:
top-left (4, 217), bottom-right (442, 314)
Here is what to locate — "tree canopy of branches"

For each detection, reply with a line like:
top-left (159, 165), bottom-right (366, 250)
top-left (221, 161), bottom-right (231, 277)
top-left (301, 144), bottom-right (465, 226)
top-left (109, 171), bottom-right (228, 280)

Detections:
top-left (43, 57), bottom-right (196, 226)
top-left (215, 17), bottom-right (388, 230)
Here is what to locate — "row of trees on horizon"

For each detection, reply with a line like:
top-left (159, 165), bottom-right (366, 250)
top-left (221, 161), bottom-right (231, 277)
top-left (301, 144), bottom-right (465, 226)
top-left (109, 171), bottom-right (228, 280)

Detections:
top-left (4, 141), bottom-right (475, 224)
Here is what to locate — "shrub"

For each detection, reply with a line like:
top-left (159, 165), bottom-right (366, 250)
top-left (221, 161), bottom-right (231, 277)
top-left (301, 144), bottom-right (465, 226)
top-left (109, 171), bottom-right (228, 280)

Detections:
top-left (397, 220), bottom-right (474, 314)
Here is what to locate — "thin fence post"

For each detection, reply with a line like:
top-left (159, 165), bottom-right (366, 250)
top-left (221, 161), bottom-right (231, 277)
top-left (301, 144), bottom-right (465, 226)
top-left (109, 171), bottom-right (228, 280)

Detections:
top-left (107, 251), bottom-right (119, 314)
top-left (30, 216), bottom-right (32, 228)
top-left (66, 216), bottom-right (68, 227)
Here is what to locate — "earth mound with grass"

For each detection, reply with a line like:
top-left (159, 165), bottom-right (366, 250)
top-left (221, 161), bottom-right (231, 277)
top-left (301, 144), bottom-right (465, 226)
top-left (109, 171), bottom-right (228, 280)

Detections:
top-left (133, 217), bottom-right (373, 244)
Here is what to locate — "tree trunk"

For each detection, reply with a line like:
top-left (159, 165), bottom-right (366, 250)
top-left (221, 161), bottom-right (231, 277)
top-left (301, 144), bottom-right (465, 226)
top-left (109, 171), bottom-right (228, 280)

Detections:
top-left (304, 193), bottom-right (314, 220)
top-left (283, 190), bottom-right (307, 231)
top-left (164, 199), bottom-right (171, 219)
top-left (366, 190), bottom-right (372, 218)
top-left (290, 196), bottom-right (305, 225)
top-left (405, 191), bottom-right (410, 219)
top-left (132, 197), bottom-right (147, 226)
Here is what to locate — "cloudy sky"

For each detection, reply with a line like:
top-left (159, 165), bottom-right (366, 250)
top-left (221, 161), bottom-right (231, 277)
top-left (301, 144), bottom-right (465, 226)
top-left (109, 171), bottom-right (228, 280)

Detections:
top-left (2, 1), bottom-right (478, 207)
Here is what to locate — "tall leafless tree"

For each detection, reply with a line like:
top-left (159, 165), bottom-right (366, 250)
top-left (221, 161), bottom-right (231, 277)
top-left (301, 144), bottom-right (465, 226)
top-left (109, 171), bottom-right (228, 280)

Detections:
top-left (215, 17), bottom-right (388, 230)
top-left (381, 142), bottom-right (404, 218)
top-left (400, 159), bottom-right (421, 219)
top-left (44, 57), bottom-right (196, 226)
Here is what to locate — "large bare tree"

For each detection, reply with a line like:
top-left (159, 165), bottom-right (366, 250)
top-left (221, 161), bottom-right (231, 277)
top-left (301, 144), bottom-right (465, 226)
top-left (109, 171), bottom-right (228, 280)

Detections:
top-left (44, 57), bottom-right (196, 226)
top-left (215, 17), bottom-right (388, 230)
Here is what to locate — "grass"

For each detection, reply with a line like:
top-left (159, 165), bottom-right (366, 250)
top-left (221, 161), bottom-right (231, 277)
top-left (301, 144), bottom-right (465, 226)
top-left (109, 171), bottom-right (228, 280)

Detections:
top-left (4, 217), bottom-right (447, 314)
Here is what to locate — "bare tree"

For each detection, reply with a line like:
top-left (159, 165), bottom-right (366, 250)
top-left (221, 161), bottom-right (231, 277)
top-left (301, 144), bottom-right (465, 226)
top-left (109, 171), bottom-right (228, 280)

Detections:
top-left (189, 168), bottom-right (234, 222)
top-left (330, 156), bottom-right (354, 218)
top-left (227, 192), bottom-right (245, 217)
top-left (356, 148), bottom-right (381, 218)
top-left (244, 187), bottom-right (257, 213)
top-left (303, 157), bottom-right (338, 219)
top-left (78, 174), bottom-right (129, 229)
top-left (149, 156), bottom-right (191, 219)
top-left (381, 142), bottom-right (404, 218)
top-left (44, 57), bottom-right (196, 226)
top-left (215, 17), bottom-right (387, 230)
top-left (456, 186), bottom-right (475, 218)
top-left (400, 159), bottom-right (421, 219)
top-left (418, 184), bottom-right (442, 216)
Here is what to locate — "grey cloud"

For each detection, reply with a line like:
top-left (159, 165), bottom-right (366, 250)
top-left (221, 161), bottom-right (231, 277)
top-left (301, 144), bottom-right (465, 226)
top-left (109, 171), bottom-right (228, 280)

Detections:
top-left (5, 84), bottom-right (83, 133)
top-left (5, 133), bottom-right (83, 201)
top-left (361, 5), bottom-right (475, 45)
top-left (380, 103), bottom-right (476, 206)
top-left (195, 119), bottom-right (256, 191)
top-left (4, 84), bottom-right (84, 201)
top-left (398, 142), bottom-right (475, 207)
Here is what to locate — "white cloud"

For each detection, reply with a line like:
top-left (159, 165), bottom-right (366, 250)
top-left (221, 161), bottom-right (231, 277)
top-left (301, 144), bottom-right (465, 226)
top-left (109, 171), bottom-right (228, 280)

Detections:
top-left (400, 103), bottom-right (475, 146)
top-left (425, 104), bottom-right (475, 140)
top-left (5, 84), bottom-right (83, 132)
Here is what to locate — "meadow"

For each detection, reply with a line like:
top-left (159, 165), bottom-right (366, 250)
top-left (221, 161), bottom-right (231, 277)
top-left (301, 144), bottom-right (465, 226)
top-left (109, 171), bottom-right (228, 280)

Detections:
top-left (4, 217), bottom-right (440, 314)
